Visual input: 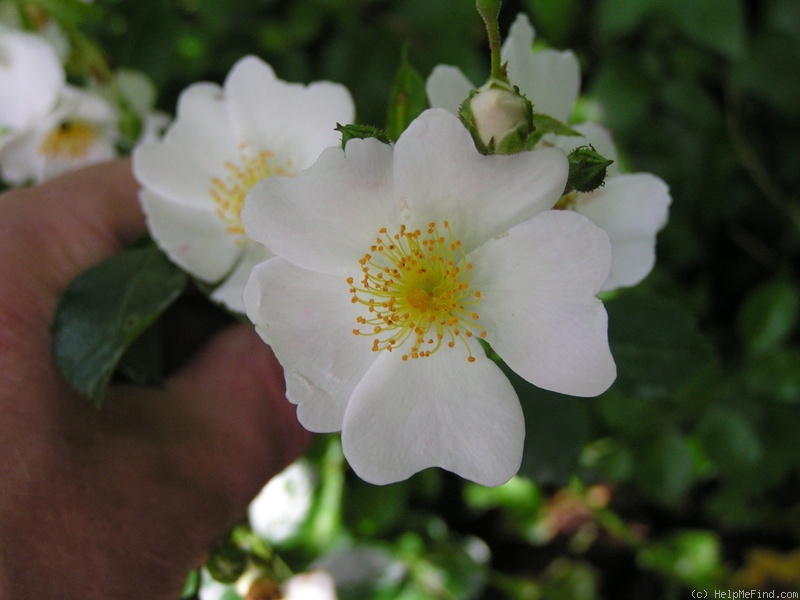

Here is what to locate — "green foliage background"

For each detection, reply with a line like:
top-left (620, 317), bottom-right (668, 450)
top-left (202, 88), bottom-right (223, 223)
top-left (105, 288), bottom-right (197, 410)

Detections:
top-left (27, 0), bottom-right (800, 596)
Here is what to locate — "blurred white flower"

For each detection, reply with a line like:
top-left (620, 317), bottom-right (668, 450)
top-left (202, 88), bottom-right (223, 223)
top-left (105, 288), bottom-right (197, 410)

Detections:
top-left (0, 27), bottom-right (64, 150)
top-left (133, 55), bottom-right (354, 313)
top-left (281, 570), bottom-right (338, 600)
top-left (0, 84), bottom-right (118, 184)
top-left (243, 109), bottom-right (615, 486)
top-left (426, 13), bottom-right (671, 291)
top-left (248, 459), bottom-right (315, 544)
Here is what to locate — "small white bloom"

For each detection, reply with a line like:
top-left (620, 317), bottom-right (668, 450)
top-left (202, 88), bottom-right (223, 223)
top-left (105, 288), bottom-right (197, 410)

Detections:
top-left (248, 459), bottom-right (315, 544)
top-left (426, 13), bottom-right (671, 291)
top-left (282, 570), bottom-right (338, 600)
top-left (0, 85), bottom-right (118, 184)
top-left (133, 55), bottom-right (354, 313)
top-left (0, 27), bottom-right (64, 149)
top-left (243, 109), bottom-right (615, 486)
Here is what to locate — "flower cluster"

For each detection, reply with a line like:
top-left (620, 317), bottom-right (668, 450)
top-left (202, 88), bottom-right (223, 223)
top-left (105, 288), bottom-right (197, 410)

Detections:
top-left (427, 13), bottom-right (672, 292)
top-left (124, 9), bottom-right (675, 489)
top-left (0, 23), bottom-right (163, 186)
top-left (3, 3), bottom-right (671, 489)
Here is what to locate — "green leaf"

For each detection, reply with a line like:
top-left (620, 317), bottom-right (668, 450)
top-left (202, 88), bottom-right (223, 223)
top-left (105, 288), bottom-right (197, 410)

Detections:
top-left (116, 320), bottom-right (165, 386)
top-left (745, 348), bottom-right (800, 403)
top-left (336, 123), bottom-right (391, 149)
top-left (638, 530), bottom-right (723, 587)
top-left (661, 0), bottom-right (745, 59)
top-left (524, 0), bottom-right (580, 45)
top-left (595, 0), bottom-right (659, 38)
top-left (634, 431), bottom-right (695, 505)
top-left (737, 276), bottom-right (799, 355)
top-left (606, 292), bottom-right (716, 397)
top-left (524, 113), bottom-right (580, 149)
top-left (696, 408), bottom-right (762, 471)
top-left (502, 366), bottom-right (588, 485)
top-left (52, 242), bottom-right (187, 407)
top-left (385, 46), bottom-right (428, 141)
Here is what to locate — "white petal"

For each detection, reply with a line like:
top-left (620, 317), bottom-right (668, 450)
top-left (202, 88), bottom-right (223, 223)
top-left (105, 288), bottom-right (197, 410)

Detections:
top-left (210, 241), bottom-right (273, 313)
top-left (0, 127), bottom-right (44, 183)
top-left (133, 142), bottom-right (235, 209)
top-left (342, 347), bottom-right (524, 486)
top-left (502, 14), bottom-right (580, 123)
top-left (573, 173), bottom-right (671, 291)
top-left (140, 189), bottom-right (242, 282)
top-left (548, 121), bottom-right (621, 178)
top-left (133, 84), bottom-right (241, 206)
top-left (425, 64), bottom-right (474, 115)
top-left (394, 109), bottom-right (568, 251)
top-left (163, 82), bottom-right (239, 161)
top-left (60, 85), bottom-right (117, 124)
top-left (470, 210), bottom-right (616, 397)
top-left (225, 55), bottom-right (354, 171)
top-left (244, 258), bottom-right (379, 432)
top-left (0, 29), bottom-right (64, 132)
top-left (283, 570), bottom-right (338, 600)
top-left (242, 139), bottom-right (397, 275)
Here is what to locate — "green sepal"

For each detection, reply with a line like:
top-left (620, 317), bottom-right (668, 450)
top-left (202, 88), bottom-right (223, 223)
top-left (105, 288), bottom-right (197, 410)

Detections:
top-left (52, 240), bottom-right (187, 407)
top-left (564, 145), bottom-right (614, 194)
top-left (458, 81), bottom-right (535, 155)
top-left (523, 113), bottom-right (581, 149)
top-left (385, 45), bottom-right (428, 141)
top-left (336, 123), bottom-right (392, 149)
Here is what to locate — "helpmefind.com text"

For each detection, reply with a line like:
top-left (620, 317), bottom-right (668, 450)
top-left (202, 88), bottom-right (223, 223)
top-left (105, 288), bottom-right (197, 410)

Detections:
top-left (691, 591), bottom-right (799, 599)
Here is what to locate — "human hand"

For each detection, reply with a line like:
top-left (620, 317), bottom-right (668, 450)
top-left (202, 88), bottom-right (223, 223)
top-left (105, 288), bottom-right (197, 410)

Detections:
top-left (0, 160), bottom-right (311, 599)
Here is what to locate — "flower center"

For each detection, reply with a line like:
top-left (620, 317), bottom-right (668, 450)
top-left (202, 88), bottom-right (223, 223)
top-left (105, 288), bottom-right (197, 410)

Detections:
top-left (348, 221), bottom-right (486, 362)
top-left (39, 120), bottom-right (98, 160)
top-left (209, 143), bottom-right (291, 235)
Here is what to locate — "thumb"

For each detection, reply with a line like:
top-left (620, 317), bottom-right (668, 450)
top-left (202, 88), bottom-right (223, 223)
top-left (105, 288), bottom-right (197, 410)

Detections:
top-left (105, 322), bottom-right (312, 528)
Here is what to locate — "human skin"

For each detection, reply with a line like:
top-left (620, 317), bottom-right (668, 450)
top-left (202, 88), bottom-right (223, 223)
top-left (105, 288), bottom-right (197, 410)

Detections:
top-left (0, 160), bottom-right (311, 598)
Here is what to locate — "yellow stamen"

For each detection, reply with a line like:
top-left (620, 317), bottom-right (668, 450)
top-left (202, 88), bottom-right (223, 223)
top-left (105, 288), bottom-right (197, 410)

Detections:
top-left (348, 221), bottom-right (486, 362)
top-left (209, 143), bottom-right (291, 235)
top-left (39, 120), bottom-right (99, 160)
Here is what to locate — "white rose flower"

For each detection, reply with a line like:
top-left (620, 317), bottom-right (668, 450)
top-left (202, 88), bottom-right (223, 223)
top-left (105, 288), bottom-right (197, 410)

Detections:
top-left (0, 27), bottom-right (64, 150)
top-left (243, 109), bottom-right (615, 486)
top-left (0, 85), bottom-right (118, 184)
top-left (426, 13), bottom-right (671, 291)
top-left (133, 55), bottom-right (354, 313)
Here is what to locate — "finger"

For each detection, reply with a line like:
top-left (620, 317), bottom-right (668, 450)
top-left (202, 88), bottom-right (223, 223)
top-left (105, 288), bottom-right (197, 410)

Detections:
top-left (0, 159), bottom-right (144, 299)
top-left (103, 323), bottom-right (312, 530)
